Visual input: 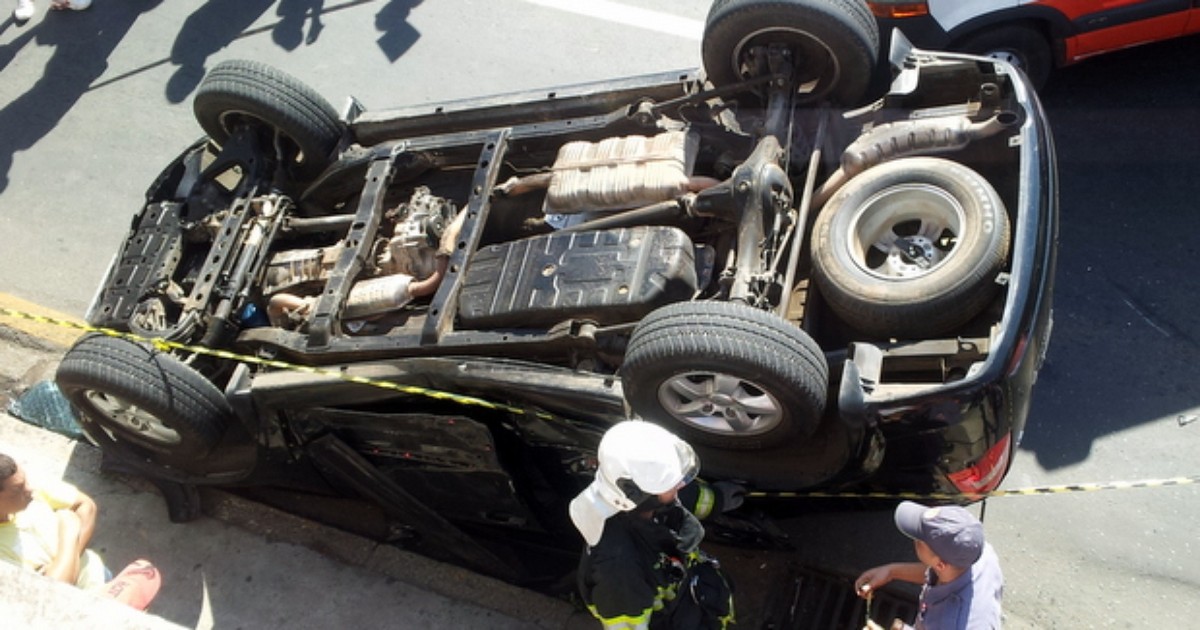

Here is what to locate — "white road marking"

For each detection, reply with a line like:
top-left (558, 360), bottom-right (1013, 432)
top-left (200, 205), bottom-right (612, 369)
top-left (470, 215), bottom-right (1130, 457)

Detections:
top-left (522, 0), bottom-right (703, 40)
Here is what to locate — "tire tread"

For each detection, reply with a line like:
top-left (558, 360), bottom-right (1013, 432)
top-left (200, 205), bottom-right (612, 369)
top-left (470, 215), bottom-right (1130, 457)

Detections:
top-left (56, 335), bottom-right (231, 462)
top-left (621, 302), bottom-right (829, 450)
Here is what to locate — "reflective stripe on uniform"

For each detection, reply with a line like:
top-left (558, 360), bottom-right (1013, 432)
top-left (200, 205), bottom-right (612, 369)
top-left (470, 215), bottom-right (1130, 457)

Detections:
top-left (692, 484), bottom-right (715, 519)
top-left (588, 581), bottom-right (678, 629)
top-left (588, 603), bottom-right (653, 629)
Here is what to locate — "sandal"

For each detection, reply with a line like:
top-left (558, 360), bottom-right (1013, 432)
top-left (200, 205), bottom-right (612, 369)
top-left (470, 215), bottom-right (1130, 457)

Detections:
top-left (50, 0), bottom-right (91, 10)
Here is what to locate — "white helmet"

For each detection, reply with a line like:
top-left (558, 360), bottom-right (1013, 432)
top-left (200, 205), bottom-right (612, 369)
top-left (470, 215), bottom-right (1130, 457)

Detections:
top-left (569, 421), bottom-right (699, 546)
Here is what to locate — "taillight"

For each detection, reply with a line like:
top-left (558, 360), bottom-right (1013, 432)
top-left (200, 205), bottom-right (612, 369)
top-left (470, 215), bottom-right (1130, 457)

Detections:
top-left (867, 1), bottom-right (930, 19)
top-left (947, 433), bottom-right (1012, 495)
top-left (1005, 332), bottom-right (1030, 376)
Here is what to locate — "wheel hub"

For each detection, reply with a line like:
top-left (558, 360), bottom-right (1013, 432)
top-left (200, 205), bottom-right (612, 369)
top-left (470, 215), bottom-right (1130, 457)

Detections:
top-left (84, 390), bottom-right (181, 446)
top-left (733, 27), bottom-right (840, 99)
top-left (848, 183), bottom-right (964, 280)
top-left (886, 234), bottom-right (941, 276)
top-left (657, 371), bottom-right (783, 436)
top-left (985, 50), bottom-right (1023, 70)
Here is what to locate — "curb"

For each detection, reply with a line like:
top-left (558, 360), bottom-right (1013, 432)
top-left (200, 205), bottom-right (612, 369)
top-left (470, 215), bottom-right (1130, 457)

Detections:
top-left (0, 323), bottom-right (594, 630)
top-left (0, 560), bottom-right (185, 630)
top-left (0, 293), bottom-right (83, 349)
top-left (0, 324), bottom-right (68, 406)
top-left (196, 488), bottom-right (593, 629)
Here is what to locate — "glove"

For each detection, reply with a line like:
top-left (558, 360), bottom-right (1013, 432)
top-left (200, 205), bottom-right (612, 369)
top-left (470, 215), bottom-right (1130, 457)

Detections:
top-left (711, 481), bottom-right (746, 513)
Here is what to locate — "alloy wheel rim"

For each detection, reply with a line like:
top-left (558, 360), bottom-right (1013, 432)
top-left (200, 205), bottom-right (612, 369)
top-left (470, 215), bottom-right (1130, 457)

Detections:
top-left (657, 371), bottom-right (783, 436)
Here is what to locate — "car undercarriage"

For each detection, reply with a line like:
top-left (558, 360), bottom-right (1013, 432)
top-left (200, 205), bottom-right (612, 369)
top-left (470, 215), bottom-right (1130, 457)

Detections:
top-left (56, 0), bottom-right (1057, 588)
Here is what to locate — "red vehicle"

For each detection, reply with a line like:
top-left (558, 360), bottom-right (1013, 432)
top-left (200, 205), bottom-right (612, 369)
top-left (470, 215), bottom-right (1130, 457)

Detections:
top-left (869, 0), bottom-right (1200, 88)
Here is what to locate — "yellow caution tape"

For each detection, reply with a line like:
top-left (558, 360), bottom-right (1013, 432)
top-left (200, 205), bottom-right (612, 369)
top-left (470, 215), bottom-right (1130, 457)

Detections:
top-left (0, 294), bottom-right (85, 347)
top-left (4, 305), bottom-right (1197, 501)
top-left (0, 306), bottom-right (555, 420)
top-left (748, 475), bottom-right (1200, 501)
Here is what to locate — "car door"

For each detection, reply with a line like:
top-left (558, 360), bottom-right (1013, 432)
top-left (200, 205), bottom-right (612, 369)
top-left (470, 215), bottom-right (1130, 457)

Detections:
top-left (1185, 1), bottom-right (1200, 34)
top-left (1033, 0), bottom-right (1194, 61)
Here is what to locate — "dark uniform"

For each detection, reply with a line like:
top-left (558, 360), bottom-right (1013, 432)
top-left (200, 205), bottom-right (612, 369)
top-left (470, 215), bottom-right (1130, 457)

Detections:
top-left (578, 509), bottom-right (680, 628)
top-left (577, 491), bottom-right (734, 629)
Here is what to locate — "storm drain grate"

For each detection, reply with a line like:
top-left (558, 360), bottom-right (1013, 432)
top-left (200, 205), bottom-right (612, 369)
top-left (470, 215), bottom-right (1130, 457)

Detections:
top-left (763, 566), bottom-right (918, 630)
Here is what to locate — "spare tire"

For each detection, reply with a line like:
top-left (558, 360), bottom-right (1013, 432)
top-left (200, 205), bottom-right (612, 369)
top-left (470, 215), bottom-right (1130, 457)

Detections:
top-left (812, 157), bottom-right (1012, 338)
top-left (702, 0), bottom-right (879, 105)
top-left (621, 301), bottom-right (828, 451)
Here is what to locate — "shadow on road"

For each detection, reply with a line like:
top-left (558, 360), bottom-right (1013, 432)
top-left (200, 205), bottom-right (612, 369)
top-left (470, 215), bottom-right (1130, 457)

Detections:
top-left (165, 0), bottom-right (411, 103)
top-left (0, 0), bottom-right (162, 196)
top-left (1019, 35), bottom-right (1200, 469)
top-left (375, 0), bottom-right (423, 62)
top-left (274, 0), bottom-right (327, 50)
top-left (165, 0), bottom-right (275, 103)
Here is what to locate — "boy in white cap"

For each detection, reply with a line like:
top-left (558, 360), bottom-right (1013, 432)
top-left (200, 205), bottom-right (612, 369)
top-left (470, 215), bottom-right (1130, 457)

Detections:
top-left (855, 501), bottom-right (1003, 630)
top-left (569, 420), bottom-right (734, 629)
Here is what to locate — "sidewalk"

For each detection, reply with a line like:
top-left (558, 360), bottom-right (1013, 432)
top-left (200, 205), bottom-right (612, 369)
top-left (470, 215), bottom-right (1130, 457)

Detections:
top-left (0, 327), bottom-right (594, 630)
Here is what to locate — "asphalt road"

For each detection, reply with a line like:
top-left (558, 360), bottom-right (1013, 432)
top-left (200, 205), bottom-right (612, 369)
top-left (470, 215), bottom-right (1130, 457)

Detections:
top-left (2, 2), bottom-right (1198, 628)
top-left (0, 0), bottom-right (709, 313)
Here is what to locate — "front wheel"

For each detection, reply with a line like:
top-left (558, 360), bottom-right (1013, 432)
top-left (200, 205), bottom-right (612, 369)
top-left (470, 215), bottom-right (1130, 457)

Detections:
top-left (193, 59), bottom-right (343, 181)
top-left (621, 301), bottom-right (829, 451)
top-left (56, 335), bottom-right (233, 474)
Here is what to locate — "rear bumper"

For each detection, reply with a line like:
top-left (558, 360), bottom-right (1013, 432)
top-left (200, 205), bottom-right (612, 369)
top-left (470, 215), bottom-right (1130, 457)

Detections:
top-left (838, 47), bottom-right (1059, 497)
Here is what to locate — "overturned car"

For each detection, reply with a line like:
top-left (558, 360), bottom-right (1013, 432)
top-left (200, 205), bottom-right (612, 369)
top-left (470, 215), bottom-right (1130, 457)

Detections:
top-left (57, 0), bottom-right (1056, 582)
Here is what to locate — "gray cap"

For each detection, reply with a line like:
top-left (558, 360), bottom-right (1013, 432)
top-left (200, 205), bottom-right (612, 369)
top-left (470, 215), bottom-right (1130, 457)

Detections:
top-left (894, 501), bottom-right (984, 568)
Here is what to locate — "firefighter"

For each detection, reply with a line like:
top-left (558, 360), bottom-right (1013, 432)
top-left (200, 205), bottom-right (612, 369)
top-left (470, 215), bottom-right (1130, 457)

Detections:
top-left (569, 421), bottom-right (735, 630)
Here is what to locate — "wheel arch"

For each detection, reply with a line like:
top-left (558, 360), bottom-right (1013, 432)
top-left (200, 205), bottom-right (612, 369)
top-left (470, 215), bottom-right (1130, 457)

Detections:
top-left (946, 8), bottom-right (1074, 67)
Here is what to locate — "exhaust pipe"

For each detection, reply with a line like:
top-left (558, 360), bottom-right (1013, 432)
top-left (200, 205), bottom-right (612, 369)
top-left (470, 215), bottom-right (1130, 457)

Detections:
top-left (813, 110), bottom-right (1020, 207)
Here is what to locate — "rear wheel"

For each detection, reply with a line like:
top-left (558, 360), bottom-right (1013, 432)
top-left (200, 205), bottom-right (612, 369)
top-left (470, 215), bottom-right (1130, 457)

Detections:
top-left (56, 335), bottom-right (233, 474)
top-left (621, 301), bottom-right (828, 451)
top-left (702, 0), bottom-right (879, 105)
